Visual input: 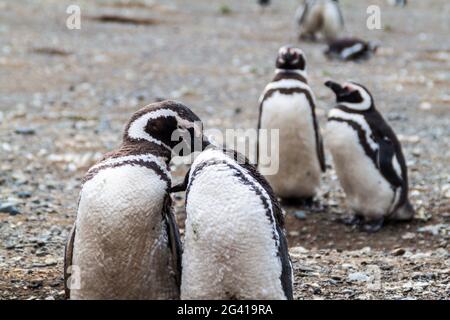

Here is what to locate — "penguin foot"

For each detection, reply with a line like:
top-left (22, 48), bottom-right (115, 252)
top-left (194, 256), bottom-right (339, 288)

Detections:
top-left (361, 218), bottom-right (384, 233)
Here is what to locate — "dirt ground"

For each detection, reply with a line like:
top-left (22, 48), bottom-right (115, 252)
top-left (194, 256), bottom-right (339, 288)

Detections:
top-left (0, 0), bottom-right (448, 300)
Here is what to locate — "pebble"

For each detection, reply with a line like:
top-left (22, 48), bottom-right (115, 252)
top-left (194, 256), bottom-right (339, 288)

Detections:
top-left (17, 191), bottom-right (32, 199)
top-left (348, 272), bottom-right (369, 282)
top-left (391, 248), bottom-right (406, 256)
top-left (417, 224), bottom-right (448, 236)
top-left (401, 232), bottom-right (416, 240)
top-left (0, 202), bottom-right (21, 215)
top-left (14, 127), bottom-right (36, 135)
top-left (293, 210), bottom-right (307, 220)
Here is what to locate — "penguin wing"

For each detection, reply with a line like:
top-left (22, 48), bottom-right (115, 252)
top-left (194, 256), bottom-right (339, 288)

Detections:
top-left (377, 136), bottom-right (403, 188)
top-left (296, 2), bottom-right (309, 26)
top-left (63, 223), bottom-right (76, 299)
top-left (334, 1), bottom-right (345, 27)
top-left (163, 194), bottom-right (182, 290)
top-left (315, 119), bottom-right (326, 172)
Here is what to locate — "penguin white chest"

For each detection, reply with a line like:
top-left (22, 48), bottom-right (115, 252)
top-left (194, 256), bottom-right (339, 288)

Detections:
top-left (182, 164), bottom-right (285, 300)
top-left (325, 121), bottom-right (394, 219)
top-left (259, 92), bottom-right (321, 198)
top-left (72, 165), bottom-right (178, 299)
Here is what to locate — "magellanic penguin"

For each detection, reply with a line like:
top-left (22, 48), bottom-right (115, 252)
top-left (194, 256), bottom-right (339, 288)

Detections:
top-left (296, 0), bottom-right (344, 41)
top-left (387, 0), bottom-right (407, 6)
top-left (64, 100), bottom-right (206, 299)
top-left (257, 45), bottom-right (326, 204)
top-left (324, 81), bottom-right (415, 232)
top-left (324, 38), bottom-right (378, 61)
top-left (179, 147), bottom-right (293, 300)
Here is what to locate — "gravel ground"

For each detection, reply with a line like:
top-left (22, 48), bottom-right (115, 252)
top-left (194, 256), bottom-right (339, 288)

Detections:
top-left (0, 0), bottom-right (448, 300)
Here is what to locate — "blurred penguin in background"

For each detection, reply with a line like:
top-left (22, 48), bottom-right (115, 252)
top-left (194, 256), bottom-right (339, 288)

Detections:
top-left (387, 0), bottom-right (407, 6)
top-left (296, 0), bottom-right (344, 42)
top-left (258, 0), bottom-right (271, 12)
top-left (325, 38), bottom-right (379, 61)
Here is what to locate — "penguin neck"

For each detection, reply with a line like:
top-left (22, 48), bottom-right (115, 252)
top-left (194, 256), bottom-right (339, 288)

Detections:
top-left (120, 140), bottom-right (172, 165)
top-left (274, 68), bottom-right (308, 83)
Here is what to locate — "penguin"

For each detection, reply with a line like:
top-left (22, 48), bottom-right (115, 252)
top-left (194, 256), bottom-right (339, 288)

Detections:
top-left (296, 0), bottom-right (344, 41)
top-left (258, 0), bottom-right (271, 7)
top-left (64, 100), bottom-right (205, 299)
top-left (324, 38), bottom-right (378, 61)
top-left (179, 147), bottom-right (293, 300)
top-left (324, 81), bottom-right (415, 232)
top-left (387, 0), bottom-right (407, 6)
top-left (257, 45), bottom-right (326, 204)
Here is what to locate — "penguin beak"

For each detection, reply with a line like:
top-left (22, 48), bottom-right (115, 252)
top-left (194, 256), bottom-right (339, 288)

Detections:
top-left (324, 81), bottom-right (346, 97)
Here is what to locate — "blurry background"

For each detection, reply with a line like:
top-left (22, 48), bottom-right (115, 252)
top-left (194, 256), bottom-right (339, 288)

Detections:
top-left (0, 0), bottom-right (448, 299)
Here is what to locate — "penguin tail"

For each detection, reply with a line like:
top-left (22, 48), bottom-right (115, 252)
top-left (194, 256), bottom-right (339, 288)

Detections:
top-left (391, 200), bottom-right (415, 221)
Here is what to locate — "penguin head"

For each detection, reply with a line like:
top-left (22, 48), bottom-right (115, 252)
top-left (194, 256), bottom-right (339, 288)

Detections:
top-left (276, 45), bottom-right (306, 71)
top-left (324, 80), bottom-right (374, 111)
top-left (124, 100), bottom-right (209, 157)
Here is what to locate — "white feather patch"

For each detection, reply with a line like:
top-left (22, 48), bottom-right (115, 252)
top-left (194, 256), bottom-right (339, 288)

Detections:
top-left (191, 149), bottom-right (280, 246)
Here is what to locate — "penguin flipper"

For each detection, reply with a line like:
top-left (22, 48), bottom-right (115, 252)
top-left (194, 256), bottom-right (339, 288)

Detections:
top-left (296, 2), bottom-right (309, 26)
top-left (163, 195), bottom-right (182, 293)
top-left (317, 129), bottom-right (326, 172)
top-left (377, 136), bottom-right (403, 188)
top-left (64, 223), bottom-right (76, 299)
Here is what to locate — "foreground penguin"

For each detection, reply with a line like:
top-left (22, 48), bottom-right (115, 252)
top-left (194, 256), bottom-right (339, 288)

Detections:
top-left (64, 100), bottom-right (205, 299)
top-left (179, 147), bottom-right (293, 300)
top-left (324, 81), bottom-right (415, 232)
top-left (325, 38), bottom-right (378, 61)
top-left (296, 0), bottom-right (344, 41)
top-left (257, 46), bottom-right (325, 203)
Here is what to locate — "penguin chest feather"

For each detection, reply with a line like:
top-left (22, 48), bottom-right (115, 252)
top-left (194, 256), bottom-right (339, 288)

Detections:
top-left (72, 165), bottom-right (178, 299)
top-left (182, 156), bottom-right (287, 300)
top-left (325, 120), bottom-right (394, 219)
top-left (259, 92), bottom-right (321, 198)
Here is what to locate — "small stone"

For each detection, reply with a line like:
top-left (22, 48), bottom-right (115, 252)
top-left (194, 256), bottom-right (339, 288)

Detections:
top-left (402, 232), bottom-right (416, 240)
top-left (293, 210), bottom-right (307, 220)
top-left (392, 248), bottom-right (406, 256)
top-left (348, 272), bottom-right (369, 282)
top-left (419, 102), bottom-right (432, 110)
top-left (44, 258), bottom-right (57, 266)
top-left (417, 224), bottom-right (448, 236)
top-left (0, 202), bottom-right (21, 215)
top-left (14, 127), bottom-right (36, 135)
top-left (17, 191), bottom-right (32, 199)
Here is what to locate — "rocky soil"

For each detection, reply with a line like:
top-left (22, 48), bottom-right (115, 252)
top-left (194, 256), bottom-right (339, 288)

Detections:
top-left (0, 0), bottom-right (449, 299)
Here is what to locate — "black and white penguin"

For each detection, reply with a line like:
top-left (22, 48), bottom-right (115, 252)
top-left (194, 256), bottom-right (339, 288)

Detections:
top-left (296, 0), bottom-right (344, 41)
top-left (257, 45), bottom-right (326, 203)
top-left (64, 100), bottom-right (206, 299)
top-left (179, 147), bottom-right (293, 300)
top-left (324, 81), bottom-right (415, 232)
top-left (324, 38), bottom-right (378, 61)
top-left (387, 0), bottom-right (407, 6)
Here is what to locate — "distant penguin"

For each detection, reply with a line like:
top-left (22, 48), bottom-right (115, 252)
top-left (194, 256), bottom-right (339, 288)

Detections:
top-left (296, 0), bottom-right (344, 41)
top-left (387, 0), bottom-right (407, 6)
top-left (258, 0), bottom-right (271, 7)
top-left (257, 45), bottom-right (326, 204)
top-left (324, 81), bottom-right (415, 232)
top-left (325, 38), bottom-right (378, 61)
top-left (179, 147), bottom-right (293, 300)
top-left (64, 100), bottom-right (206, 299)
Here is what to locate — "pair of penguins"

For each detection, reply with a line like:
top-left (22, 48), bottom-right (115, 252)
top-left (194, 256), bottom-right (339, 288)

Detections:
top-left (64, 101), bottom-right (292, 299)
top-left (64, 47), bottom-right (414, 300)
